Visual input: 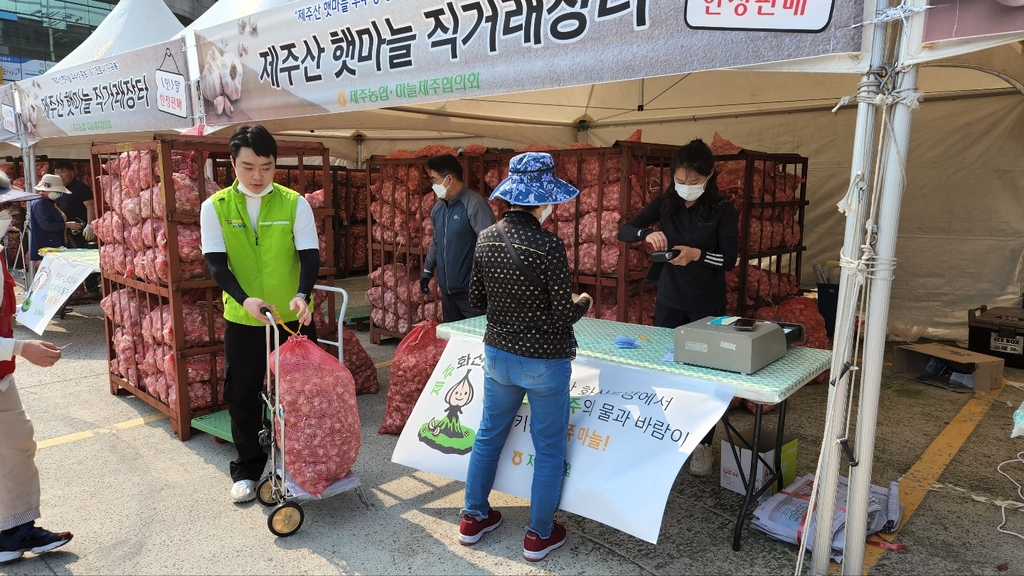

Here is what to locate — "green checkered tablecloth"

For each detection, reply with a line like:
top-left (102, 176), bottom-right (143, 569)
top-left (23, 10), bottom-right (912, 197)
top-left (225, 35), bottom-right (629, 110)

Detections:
top-left (40, 248), bottom-right (100, 273)
top-left (436, 316), bottom-right (832, 405)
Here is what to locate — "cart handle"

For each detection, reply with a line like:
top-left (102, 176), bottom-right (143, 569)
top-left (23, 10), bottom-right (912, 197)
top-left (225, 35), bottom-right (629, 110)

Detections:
top-left (313, 284), bottom-right (349, 362)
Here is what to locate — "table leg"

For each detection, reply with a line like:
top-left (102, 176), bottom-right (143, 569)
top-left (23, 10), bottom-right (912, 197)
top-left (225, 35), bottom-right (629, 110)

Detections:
top-left (775, 400), bottom-right (788, 494)
top-left (733, 403), bottom-right (764, 551)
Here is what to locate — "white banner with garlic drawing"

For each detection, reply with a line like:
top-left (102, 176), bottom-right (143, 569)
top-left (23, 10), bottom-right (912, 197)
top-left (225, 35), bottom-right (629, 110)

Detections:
top-left (392, 337), bottom-right (733, 544)
top-left (15, 39), bottom-right (192, 142)
top-left (194, 0), bottom-right (862, 127)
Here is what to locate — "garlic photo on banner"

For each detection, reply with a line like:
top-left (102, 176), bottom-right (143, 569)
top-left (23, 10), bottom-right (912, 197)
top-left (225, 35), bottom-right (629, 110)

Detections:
top-left (200, 47), bottom-right (243, 117)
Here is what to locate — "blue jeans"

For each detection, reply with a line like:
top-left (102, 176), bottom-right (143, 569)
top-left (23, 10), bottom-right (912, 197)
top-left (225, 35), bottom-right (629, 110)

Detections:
top-left (461, 345), bottom-right (571, 539)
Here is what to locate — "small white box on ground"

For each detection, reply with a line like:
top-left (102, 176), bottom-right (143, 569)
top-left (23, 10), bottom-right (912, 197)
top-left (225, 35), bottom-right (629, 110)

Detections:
top-left (720, 427), bottom-right (797, 497)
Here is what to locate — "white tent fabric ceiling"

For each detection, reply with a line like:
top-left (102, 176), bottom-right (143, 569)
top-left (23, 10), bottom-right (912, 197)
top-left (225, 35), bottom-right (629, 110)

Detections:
top-left (5, 0), bottom-right (1024, 342)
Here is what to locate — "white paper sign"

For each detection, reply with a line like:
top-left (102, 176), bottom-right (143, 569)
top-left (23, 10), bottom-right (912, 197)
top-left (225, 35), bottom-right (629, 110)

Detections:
top-left (16, 255), bottom-right (94, 335)
top-left (684, 0), bottom-right (835, 32)
top-left (1, 104), bottom-right (13, 134)
top-left (392, 337), bottom-right (734, 544)
top-left (155, 69), bottom-right (187, 119)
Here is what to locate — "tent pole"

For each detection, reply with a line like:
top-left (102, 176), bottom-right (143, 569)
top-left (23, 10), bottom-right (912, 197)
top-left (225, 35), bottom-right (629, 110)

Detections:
top-left (808, 7), bottom-right (891, 573)
top-left (13, 89), bottom-right (34, 288)
top-left (842, 63), bottom-right (919, 576)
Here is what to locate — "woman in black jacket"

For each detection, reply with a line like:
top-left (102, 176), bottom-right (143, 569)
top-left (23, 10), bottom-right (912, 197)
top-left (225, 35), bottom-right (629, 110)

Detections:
top-left (618, 138), bottom-right (738, 476)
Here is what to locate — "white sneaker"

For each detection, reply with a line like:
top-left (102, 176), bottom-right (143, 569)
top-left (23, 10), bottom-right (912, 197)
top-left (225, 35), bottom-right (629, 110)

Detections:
top-left (231, 480), bottom-right (256, 503)
top-left (688, 444), bottom-right (714, 477)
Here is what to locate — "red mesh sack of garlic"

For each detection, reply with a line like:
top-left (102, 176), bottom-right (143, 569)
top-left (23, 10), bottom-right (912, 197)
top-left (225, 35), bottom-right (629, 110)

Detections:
top-left (271, 335), bottom-right (361, 496)
top-left (378, 320), bottom-right (446, 434)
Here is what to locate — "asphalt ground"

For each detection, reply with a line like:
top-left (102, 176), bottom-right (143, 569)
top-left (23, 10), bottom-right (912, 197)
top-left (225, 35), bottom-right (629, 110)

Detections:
top-left (4, 279), bottom-right (1024, 575)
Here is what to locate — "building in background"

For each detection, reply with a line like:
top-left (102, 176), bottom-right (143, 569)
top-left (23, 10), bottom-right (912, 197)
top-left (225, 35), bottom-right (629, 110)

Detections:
top-left (0, 0), bottom-right (215, 84)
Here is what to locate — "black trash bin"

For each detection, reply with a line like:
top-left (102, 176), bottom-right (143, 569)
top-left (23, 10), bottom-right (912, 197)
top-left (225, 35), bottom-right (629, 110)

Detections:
top-left (817, 283), bottom-right (840, 339)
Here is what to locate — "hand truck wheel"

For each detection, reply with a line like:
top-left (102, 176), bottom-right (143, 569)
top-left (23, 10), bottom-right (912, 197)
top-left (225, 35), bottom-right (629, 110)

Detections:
top-left (268, 502), bottom-right (304, 537)
top-left (256, 476), bottom-right (277, 507)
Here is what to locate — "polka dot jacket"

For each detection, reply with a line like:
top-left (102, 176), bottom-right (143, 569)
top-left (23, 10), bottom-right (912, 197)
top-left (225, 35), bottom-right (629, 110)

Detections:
top-left (469, 210), bottom-right (591, 359)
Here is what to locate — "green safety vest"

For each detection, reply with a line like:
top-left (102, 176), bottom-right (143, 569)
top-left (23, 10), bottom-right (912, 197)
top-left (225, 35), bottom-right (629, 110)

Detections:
top-left (211, 182), bottom-right (301, 326)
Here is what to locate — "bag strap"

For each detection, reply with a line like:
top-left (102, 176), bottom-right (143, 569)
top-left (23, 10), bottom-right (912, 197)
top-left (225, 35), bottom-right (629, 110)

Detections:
top-left (497, 220), bottom-right (546, 292)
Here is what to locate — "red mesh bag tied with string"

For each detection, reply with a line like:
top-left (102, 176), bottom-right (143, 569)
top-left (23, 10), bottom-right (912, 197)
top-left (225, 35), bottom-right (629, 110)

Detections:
top-left (379, 320), bottom-right (446, 435)
top-left (271, 335), bottom-right (361, 496)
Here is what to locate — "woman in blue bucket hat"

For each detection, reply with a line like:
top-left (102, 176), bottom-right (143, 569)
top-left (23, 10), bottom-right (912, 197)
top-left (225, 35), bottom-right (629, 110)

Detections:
top-left (458, 152), bottom-right (592, 562)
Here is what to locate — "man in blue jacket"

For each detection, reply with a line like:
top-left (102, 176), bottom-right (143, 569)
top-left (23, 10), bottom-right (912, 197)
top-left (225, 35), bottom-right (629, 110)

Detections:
top-left (420, 154), bottom-right (495, 321)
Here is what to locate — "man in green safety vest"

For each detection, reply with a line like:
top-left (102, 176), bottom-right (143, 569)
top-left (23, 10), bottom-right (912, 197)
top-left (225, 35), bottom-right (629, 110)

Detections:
top-left (200, 125), bottom-right (321, 504)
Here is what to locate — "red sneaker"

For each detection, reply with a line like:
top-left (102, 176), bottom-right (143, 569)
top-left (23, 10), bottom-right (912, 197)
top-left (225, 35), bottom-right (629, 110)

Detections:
top-left (459, 509), bottom-right (502, 546)
top-left (523, 522), bottom-right (566, 562)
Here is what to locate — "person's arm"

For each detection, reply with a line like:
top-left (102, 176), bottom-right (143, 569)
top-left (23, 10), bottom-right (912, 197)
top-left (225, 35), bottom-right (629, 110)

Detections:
top-left (0, 337), bottom-right (60, 367)
top-left (288, 197), bottom-right (319, 324)
top-left (84, 200), bottom-right (96, 226)
top-left (547, 240), bottom-right (590, 325)
top-left (423, 203), bottom-right (439, 277)
top-left (696, 202), bottom-right (739, 271)
top-left (205, 252), bottom-right (249, 305)
top-left (468, 244), bottom-right (487, 312)
top-left (617, 195), bottom-right (663, 243)
top-left (81, 182), bottom-right (95, 224)
top-left (467, 193), bottom-right (496, 234)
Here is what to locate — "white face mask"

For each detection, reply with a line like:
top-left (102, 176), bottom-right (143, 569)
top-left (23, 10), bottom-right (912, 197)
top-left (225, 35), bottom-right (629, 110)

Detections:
top-left (675, 181), bottom-right (706, 202)
top-left (538, 204), bottom-right (553, 225)
top-left (238, 181), bottom-right (273, 198)
top-left (432, 176), bottom-right (449, 199)
top-left (0, 210), bottom-right (11, 237)
top-left (47, 192), bottom-right (62, 201)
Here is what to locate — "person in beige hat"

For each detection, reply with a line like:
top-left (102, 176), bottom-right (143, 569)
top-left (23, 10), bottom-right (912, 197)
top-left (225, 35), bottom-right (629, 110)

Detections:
top-left (28, 174), bottom-right (80, 264)
top-left (0, 170), bottom-right (73, 563)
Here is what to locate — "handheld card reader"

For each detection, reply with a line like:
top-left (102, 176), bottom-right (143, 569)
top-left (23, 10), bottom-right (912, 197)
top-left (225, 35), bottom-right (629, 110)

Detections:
top-left (673, 316), bottom-right (805, 374)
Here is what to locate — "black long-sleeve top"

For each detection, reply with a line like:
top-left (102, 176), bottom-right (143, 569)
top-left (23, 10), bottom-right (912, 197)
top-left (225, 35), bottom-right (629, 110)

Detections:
top-left (469, 210), bottom-right (590, 359)
top-left (618, 194), bottom-right (739, 313)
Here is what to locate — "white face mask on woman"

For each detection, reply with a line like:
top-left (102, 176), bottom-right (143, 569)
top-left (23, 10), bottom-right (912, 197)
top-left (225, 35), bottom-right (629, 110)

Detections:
top-left (675, 181), bottom-right (706, 202)
top-left (538, 204), bottom-right (553, 224)
top-left (47, 192), bottom-right (62, 201)
top-left (0, 210), bottom-right (11, 237)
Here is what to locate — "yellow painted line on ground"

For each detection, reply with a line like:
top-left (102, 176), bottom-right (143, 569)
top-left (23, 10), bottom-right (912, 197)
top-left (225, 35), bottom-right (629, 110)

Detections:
top-left (375, 359), bottom-right (393, 369)
top-left (36, 413), bottom-right (169, 450)
top-left (858, 386), bottom-right (1004, 574)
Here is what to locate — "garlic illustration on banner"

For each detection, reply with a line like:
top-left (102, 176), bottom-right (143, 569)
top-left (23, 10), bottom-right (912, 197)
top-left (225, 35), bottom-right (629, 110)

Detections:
top-left (21, 80), bottom-right (43, 138)
top-left (200, 47), bottom-right (243, 117)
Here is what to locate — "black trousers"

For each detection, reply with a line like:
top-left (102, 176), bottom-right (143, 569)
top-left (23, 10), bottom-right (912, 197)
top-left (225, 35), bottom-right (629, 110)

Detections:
top-left (441, 290), bottom-right (483, 323)
top-left (655, 301), bottom-right (725, 446)
top-left (224, 318), bottom-right (317, 482)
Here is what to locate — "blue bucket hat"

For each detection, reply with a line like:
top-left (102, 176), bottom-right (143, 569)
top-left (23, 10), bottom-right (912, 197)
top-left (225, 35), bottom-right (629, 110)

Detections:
top-left (490, 152), bottom-right (579, 206)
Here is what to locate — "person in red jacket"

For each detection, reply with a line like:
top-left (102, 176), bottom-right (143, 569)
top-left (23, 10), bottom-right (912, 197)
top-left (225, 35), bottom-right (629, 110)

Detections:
top-left (0, 174), bottom-right (73, 563)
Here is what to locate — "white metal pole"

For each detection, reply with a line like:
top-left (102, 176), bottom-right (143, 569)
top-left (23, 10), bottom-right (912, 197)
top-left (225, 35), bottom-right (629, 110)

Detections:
top-left (13, 89), bottom-right (35, 288)
top-left (808, 12), bottom-right (890, 574)
top-left (842, 63), bottom-right (919, 576)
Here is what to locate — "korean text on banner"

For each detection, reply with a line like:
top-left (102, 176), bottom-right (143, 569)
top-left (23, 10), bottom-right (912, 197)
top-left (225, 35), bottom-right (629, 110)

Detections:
top-left (16, 40), bottom-right (192, 141)
top-left (193, 0), bottom-right (862, 125)
top-left (16, 254), bottom-right (95, 335)
top-left (391, 337), bottom-right (734, 544)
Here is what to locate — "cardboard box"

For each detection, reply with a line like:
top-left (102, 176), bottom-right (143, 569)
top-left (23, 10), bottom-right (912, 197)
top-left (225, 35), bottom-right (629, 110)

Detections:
top-left (892, 343), bottom-right (1005, 395)
top-left (720, 427), bottom-right (797, 497)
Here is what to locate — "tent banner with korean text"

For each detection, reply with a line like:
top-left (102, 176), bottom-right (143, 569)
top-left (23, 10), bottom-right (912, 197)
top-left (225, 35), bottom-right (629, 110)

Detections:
top-left (15, 254), bottom-right (95, 335)
top-left (391, 337), bottom-right (734, 544)
top-left (194, 0), bottom-right (863, 126)
top-left (14, 39), bottom-right (192, 142)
